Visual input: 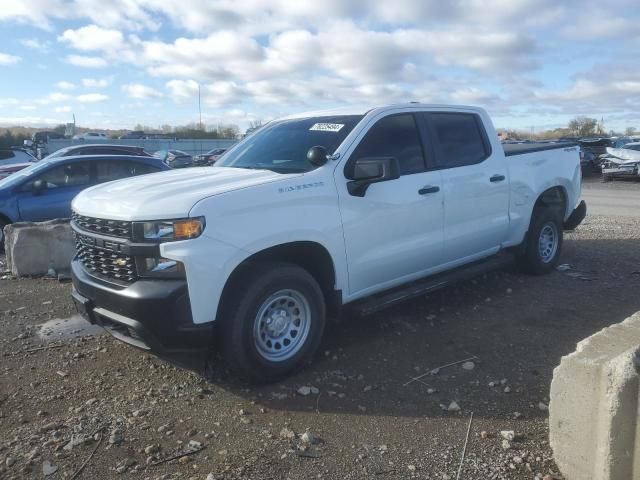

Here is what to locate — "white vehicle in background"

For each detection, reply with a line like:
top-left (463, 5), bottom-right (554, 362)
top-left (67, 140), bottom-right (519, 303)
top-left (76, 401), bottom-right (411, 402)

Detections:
top-left (601, 142), bottom-right (640, 181)
top-left (70, 103), bottom-right (586, 382)
top-left (73, 132), bottom-right (107, 141)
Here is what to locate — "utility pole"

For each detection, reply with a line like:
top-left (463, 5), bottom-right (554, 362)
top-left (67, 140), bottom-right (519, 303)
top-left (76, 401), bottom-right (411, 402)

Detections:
top-left (198, 84), bottom-right (203, 131)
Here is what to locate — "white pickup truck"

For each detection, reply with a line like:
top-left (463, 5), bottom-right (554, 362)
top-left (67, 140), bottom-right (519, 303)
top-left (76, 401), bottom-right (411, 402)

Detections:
top-left (70, 103), bottom-right (586, 382)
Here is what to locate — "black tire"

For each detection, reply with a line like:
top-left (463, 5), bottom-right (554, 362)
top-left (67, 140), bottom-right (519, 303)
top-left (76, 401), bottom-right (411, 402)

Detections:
top-left (516, 207), bottom-right (563, 275)
top-left (220, 262), bottom-right (326, 383)
top-left (602, 171), bottom-right (611, 182)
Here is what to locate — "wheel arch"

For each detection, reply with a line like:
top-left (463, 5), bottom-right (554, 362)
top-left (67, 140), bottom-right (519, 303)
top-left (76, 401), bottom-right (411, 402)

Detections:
top-left (217, 241), bottom-right (341, 322)
top-left (533, 185), bottom-right (568, 218)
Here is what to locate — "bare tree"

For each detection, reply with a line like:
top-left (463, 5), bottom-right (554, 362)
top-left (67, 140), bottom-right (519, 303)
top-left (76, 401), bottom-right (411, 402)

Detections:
top-left (568, 117), bottom-right (598, 137)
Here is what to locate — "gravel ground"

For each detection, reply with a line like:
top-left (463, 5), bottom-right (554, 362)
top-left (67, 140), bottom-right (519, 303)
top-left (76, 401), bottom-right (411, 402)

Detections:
top-left (1, 192), bottom-right (639, 479)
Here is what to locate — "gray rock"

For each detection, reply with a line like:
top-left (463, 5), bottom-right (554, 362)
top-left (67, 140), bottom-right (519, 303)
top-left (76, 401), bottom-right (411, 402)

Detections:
top-left (109, 428), bottom-right (124, 445)
top-left (500, 430), bottom-right (515, 441)
top-left (188, 440), bottom-right (203, 449)
top-left (42, 460), bottom-right (57, 477)
top-left (300, 431), bottom-right (322, 445)
top-left (461, 361), bottom-right (475, 370)
top-left (447, 401), bottom-right (461, 412)
top-left (280, 427), bottom-right (296, 440)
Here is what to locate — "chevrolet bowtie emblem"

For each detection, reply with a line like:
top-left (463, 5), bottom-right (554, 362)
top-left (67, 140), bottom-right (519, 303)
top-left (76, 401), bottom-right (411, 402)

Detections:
top-left (114, 258), bottom-right (127, 267)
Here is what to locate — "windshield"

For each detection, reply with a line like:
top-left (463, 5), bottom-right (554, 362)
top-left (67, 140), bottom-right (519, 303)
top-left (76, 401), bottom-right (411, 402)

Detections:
top-left (216, 115), bottom-right (363, 173)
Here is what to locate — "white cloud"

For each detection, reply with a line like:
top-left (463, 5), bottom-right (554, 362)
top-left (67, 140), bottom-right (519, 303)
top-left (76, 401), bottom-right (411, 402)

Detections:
top-left (0, 53), bottom-right (21, 65)
top-left (59, 24), bottom-right (124, 51)
top-left (55, 105), bottom-right (73, 113)
top-left (20, 38), bottom-right (52, 52)
top-left (56, 81), bottom-right (76, 90)
top-left (34, 92), bottom-right (72, 105)
top-left (77, 93), bottom-right (109, 102)
top-left (166, 79), bottom-right (199, 102)
top-left (82, 77), bottom-right (111, 88)
top-left (66, 55), bottom-right (108, 68)
top-left (20, 105), bottom-right (37, 111)
top-left (122, 83), bottom-right (163, 99)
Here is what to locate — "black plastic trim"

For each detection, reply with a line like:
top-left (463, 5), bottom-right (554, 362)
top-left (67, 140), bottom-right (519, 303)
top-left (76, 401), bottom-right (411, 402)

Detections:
top-left (564, 200), bottom-right (587, 231)
top-left (503, 142), bottom-right (578, 157)
top-left (71, 259), bottom-right (214, 353)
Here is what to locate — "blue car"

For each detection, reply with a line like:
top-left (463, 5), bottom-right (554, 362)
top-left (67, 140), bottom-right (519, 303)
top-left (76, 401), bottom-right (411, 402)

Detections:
top-left (0, 154), bottom-right (169, 246)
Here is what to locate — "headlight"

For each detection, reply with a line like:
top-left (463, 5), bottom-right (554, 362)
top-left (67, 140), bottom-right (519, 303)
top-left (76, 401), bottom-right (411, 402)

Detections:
top-left (137, 257), bottom-right (185, 278)
top-left (139, 217), bottom-right (205, 242)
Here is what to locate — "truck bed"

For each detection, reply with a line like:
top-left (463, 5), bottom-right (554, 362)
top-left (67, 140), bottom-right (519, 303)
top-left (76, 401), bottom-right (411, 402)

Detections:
top-left (503, 141), bottom-right (577, 157)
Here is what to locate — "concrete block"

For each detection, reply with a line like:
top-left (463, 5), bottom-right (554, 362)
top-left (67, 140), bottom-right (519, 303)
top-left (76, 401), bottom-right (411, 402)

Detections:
top-left (549, 312), bottom-right (640, 480)
top-left (4, 219), bottom-right (74, 276)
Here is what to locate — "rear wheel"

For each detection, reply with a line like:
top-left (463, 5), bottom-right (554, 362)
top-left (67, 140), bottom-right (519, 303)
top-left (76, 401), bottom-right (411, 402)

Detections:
top-left (221, 263), bottom-right (326, 383)
top-left (517, 207), bottom-right (563, 275)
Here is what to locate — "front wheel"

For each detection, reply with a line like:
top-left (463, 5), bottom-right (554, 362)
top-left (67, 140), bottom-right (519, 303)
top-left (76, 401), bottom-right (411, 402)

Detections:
top-left (516, 207), bottom-right (563, 275)
top-left (221, 263), bottom-right (326, 383)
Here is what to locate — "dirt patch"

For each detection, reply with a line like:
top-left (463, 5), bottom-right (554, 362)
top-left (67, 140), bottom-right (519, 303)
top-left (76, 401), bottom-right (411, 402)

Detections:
top-left (1, 211), bottom-right (639, 479)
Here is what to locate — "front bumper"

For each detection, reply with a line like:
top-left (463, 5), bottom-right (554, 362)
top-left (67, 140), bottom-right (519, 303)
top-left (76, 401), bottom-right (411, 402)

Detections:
top-left (602, 165), bottom-right (640, 177)
top-left (71, 259), bottom-right (214, 354)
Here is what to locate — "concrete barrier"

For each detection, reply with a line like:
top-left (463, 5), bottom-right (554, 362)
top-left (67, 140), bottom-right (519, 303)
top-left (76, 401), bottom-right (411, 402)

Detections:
top-left (4, 219), bottom-right (74, 276)
top-left (549, 312), bottom-right (640, 480)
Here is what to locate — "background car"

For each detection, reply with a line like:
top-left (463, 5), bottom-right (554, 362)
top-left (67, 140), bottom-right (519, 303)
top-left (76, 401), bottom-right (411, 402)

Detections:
top-left (46, 144), bottom-right (153, 159)
top-left (193, 148), bottom-right (227, 166)
top-left (118, 130), bottom-right (147, 140)
top-left (72, 132), bottom-right (107, 140)
top-left (0, 154), bottom-right (170, 248)
top-left (153, 149), bottom-right (193, 168)
top-left (0, 148), bottom-right (37, 179)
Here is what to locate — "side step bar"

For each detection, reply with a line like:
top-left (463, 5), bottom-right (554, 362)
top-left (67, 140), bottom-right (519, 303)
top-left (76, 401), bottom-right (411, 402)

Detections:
top-left (350, 254), bottom-right (514, 316)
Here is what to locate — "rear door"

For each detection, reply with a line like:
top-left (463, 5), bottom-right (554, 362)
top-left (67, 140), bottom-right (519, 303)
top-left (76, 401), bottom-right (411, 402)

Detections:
top-left (423, 112), bottom-right (509, 264)
top-left (16, 161), bottom-right (92, 221)
top-left (337, 111), bottom-right (445, 297)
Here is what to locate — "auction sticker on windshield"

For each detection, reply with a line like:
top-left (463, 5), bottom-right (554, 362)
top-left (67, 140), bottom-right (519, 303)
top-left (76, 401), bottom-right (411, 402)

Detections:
top-left (309, 123), bottom-right (344, 132)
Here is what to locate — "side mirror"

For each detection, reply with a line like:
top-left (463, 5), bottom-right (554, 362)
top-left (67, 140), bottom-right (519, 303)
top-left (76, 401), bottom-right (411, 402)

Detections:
top-left (306, 145), bottom-right (328, 166)
top-left (345, 157), bottom-right (400, 197)
top-left (32, 179), bottom-right (46, 195)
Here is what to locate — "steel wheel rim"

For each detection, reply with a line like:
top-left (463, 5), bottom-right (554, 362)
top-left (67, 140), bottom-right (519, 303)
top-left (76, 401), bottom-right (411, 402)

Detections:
top-left (538, 222), bottom-right (558, 263)
top-left (253, 289), bottom-right (311, 362)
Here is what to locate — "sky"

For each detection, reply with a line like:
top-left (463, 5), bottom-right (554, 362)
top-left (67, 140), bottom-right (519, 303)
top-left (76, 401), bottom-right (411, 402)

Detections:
top-left (0, 0), bottom-right (639, 133)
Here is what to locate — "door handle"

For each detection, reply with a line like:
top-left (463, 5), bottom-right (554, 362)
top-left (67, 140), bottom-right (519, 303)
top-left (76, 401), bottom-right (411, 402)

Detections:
top-left (490, 174), bottom-right (506, 183)
top-left (418, 185), bottom-right (440, 195)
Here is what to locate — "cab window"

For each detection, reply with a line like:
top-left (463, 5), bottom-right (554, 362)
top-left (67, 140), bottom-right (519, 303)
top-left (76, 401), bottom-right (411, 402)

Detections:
top-left (350, 113), bottom-right (426, 175)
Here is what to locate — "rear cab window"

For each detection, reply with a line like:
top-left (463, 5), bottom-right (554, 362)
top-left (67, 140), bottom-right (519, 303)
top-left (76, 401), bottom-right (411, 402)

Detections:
top-left (424, 112), bottom-right (491, 168)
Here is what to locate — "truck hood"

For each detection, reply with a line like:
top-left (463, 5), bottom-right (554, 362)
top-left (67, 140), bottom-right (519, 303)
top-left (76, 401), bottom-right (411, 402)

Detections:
top-left (72, 167), bottom-right (300, 220)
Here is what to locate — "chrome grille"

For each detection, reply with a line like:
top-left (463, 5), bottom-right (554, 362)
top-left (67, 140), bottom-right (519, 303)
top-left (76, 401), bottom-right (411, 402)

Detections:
top-left (71, 211), bottom-right (132, 239)
top-left (74, 233), bottom-right (137, 282)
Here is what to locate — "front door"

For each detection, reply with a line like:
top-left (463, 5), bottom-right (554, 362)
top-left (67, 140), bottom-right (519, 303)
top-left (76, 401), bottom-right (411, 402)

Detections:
top-left (17, 161), bottom-right (92, 221)
top-left (336, 112), bottom-right (445, 298)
